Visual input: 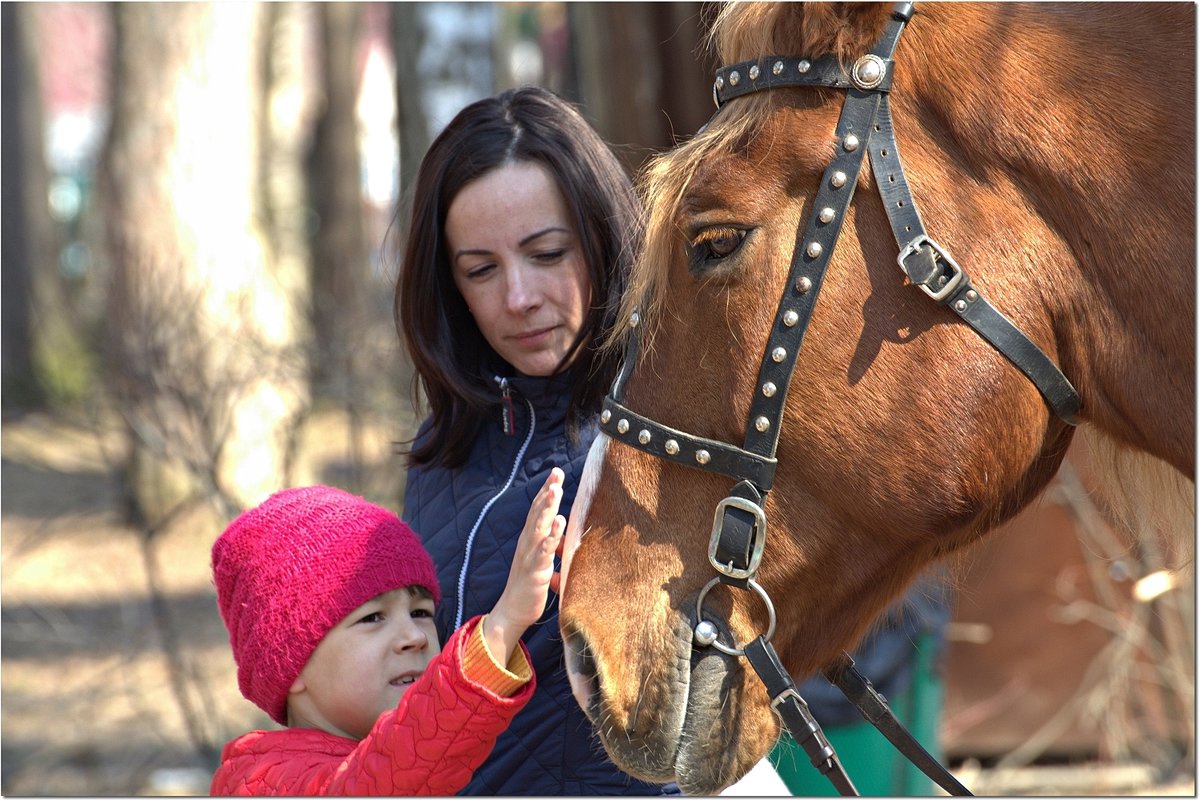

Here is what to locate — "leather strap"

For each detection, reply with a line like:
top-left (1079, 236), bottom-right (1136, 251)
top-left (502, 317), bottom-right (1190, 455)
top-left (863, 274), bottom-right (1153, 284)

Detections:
top-left (824, 653), bottom-right (972, 795)
top-left (714, 54), bottom-right (894, 107)
top-left (739, 85), bottom-right (881, 462)
top-left (745, 637), bottom-right (858, 796)
top-left (601, 396), bottom-right (778, 490)
top-left (869, 94), bottom-right (1080, 423)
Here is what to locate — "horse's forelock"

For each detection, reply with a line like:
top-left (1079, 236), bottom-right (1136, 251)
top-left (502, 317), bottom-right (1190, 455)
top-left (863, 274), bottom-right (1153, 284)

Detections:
top-left (609, 104), bottom-right (768, 356)
top-left (711, 2), bottom-right (894, 65)
top-left (613, 2), bottom-right (895, 354)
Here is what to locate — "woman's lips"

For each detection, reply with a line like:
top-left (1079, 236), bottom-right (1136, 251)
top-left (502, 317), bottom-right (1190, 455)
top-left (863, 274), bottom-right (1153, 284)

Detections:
top-left (513, 325), bottom-right (556, 345)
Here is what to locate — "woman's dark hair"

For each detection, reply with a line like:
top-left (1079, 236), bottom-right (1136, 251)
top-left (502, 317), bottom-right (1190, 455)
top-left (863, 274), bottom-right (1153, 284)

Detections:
top-left (395, 86), bottom-right (641, 469)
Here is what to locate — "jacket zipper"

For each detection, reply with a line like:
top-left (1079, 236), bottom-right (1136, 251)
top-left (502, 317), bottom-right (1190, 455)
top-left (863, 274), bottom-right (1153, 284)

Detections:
top-left (499, 377), bottom-right (516, 436)
top-left (453, 378), bottom-right (536, 629)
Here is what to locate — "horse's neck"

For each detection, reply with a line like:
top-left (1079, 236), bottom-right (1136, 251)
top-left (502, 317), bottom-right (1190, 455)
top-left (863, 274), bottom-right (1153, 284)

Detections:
top-left (905, 4), bottom-right (1194, 475)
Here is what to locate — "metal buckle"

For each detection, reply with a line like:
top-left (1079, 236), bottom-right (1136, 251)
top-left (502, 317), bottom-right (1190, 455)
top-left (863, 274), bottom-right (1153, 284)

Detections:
top-left (897, 235), bottom-right (965, 302)
top-left (771, 687), bottom-right (804, 712)
top-left (708, 496), bottom-right (767, 580)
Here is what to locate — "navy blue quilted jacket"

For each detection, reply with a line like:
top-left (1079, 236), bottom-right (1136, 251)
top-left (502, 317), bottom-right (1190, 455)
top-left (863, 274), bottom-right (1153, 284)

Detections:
top-left (403, 371), bottom-right (669, 796)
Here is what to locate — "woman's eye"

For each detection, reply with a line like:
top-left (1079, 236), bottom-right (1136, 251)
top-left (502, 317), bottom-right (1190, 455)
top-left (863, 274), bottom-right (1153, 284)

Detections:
top-left (688, 227), bottom-right (748, 271)
top-left (533, 249), bottom-right (567, 264)
top-left (464, 263), bottom-right (495, 280)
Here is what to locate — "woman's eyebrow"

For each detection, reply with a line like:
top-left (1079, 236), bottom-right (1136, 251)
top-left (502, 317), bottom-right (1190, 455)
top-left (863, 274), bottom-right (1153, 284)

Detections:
top-left (519, 226), bottom-right (571, 247)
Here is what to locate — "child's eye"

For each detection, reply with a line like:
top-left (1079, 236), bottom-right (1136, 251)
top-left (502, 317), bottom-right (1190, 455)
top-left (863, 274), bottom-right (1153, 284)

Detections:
top-left (411, 607), bottom-right (434, 619)
top-left (356, 611), bottom-right (384, 625)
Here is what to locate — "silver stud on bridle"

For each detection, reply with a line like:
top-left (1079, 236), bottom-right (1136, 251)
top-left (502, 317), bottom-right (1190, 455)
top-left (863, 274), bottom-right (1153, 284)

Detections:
top-left (851, 53), bottom-right (886, 90)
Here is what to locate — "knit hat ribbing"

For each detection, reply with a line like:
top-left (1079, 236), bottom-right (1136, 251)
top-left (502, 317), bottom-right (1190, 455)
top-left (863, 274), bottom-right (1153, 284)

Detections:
top-left (211, 485), bottom-right (440, 725)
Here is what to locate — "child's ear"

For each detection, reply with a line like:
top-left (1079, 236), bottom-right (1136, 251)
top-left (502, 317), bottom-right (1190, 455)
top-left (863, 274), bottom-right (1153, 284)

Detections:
top-left (289, 675), bottom-right (307, 694)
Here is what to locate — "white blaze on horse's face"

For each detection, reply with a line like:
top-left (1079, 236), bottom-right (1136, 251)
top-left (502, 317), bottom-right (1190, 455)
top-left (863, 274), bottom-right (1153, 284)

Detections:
top-left (560, 432), bottom-right (606, 713)
top-left (559, 433), bottom-right (605, 601)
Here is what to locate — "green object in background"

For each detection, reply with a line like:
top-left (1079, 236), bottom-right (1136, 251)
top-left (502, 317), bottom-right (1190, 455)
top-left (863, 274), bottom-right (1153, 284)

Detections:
top-left (768, 633), bottom-right (945, 796)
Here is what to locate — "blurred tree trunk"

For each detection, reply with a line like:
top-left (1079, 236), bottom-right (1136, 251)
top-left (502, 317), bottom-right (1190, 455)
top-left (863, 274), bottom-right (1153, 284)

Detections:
top-left (99, 3), bottom-right (307, 519)
top-left (389, 2), bottom-right (429, 406)
top-left (391, 2), bottom-right (429, 212)
top-left (307, 2), bottom-right (369, 402)
top-left (568, 2), bottom-right (716, 171)
top-left (1, 3), bottom-right (50, 411)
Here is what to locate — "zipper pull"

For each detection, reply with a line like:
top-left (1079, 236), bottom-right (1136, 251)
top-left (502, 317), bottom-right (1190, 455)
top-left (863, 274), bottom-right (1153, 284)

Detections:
top-left (499, 377), bottom-right (515, 436)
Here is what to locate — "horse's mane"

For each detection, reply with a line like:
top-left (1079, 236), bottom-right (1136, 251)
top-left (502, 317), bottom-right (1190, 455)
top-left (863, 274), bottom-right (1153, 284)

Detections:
top-left (608, 2), bottom-right (894, 352)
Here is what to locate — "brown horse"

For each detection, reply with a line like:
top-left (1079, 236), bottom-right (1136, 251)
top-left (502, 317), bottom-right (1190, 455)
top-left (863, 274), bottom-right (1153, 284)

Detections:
top-left (558, 2), bottom-right (1194, 795)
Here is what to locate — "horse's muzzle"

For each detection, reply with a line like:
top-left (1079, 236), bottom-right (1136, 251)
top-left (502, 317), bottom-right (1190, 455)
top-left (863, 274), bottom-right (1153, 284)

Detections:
top-left (563, 625), bottom-right (601, 723)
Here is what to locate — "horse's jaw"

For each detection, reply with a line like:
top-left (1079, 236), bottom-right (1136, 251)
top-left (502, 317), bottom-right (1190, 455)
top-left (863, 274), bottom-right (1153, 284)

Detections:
top-left (562, 608), bottom-right (779, 795)
top-left (560, 435), bottom-right (781, 793)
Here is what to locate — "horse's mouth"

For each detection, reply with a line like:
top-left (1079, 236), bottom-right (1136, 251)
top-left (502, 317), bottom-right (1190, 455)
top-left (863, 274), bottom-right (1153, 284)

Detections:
top-left (564, 611), bottom-right (774, 794)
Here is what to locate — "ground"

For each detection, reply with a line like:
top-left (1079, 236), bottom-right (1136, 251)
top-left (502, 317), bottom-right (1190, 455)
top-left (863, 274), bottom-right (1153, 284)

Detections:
top-left (1, 407), bottom-right (411, 795)
top-left (1, 409), bottom-right (1194, 796)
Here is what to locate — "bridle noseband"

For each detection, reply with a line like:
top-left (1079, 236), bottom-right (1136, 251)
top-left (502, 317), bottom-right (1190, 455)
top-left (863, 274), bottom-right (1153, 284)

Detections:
top-left (598, 2), bottom-right (1082, 795)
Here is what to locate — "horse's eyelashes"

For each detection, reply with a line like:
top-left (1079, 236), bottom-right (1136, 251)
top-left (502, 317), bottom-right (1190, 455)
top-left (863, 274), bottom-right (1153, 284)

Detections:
top-left (686, 226), bottom-right (749, 275)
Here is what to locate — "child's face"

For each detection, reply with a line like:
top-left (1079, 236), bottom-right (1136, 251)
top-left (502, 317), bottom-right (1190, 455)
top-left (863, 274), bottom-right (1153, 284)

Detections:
top-left (287, 586), bottom-right (441, 739)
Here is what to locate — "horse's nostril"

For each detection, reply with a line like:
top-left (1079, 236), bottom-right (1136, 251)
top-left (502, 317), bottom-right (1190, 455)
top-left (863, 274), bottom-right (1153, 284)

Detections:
top-left (564, 627), bottom-right (600, 721)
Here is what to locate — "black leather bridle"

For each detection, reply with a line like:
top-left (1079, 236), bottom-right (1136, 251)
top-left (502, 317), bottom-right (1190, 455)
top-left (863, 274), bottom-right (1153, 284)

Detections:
top-left (598, 2), bottom-right (1081, 795)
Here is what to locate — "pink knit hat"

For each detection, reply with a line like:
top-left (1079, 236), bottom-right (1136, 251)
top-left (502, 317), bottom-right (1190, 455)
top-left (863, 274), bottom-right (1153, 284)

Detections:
top-left (211, 485), bottom-right (440, 725)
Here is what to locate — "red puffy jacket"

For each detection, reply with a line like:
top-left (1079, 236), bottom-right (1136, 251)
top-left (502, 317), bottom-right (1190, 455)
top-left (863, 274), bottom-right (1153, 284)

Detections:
top-left (210, 616), bottom-right (534, 795)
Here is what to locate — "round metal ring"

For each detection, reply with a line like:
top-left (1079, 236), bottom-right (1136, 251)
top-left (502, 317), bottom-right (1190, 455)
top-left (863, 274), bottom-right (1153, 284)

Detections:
top-left (693, 577), bottom-right (777, 656)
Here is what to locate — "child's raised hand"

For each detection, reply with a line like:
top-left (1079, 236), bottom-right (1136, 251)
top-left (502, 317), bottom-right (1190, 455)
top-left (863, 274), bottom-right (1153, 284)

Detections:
top-left (484, 468), bottom-right (566, 664)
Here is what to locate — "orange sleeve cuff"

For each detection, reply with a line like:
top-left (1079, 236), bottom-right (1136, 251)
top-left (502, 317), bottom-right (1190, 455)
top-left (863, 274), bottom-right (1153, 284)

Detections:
top-left (460, 615), bottom-right (532, 697)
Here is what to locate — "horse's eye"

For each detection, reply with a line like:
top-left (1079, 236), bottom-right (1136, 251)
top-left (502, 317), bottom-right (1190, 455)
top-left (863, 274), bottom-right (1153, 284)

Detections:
top-left (688, 226), bottom-right (748, 272)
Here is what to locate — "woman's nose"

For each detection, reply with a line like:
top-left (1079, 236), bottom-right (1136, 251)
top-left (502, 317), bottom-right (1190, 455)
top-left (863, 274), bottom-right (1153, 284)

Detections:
top-left (505, 264), bottom-right (542, 313)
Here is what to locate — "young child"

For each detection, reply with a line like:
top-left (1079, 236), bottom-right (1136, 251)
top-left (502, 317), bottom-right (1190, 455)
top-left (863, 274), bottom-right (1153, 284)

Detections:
top-left (208, 469), bottom-right (567, 795)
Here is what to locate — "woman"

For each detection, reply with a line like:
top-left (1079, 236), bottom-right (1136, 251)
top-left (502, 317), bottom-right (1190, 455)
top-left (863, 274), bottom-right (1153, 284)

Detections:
top-left (394, 86), bottom-right (669, 794)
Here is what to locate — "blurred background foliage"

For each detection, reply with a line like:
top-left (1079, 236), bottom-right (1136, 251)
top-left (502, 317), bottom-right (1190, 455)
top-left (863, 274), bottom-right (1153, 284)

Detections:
top-left (2, 1), bottom-right (717, 516)
top-left (1, 3), bottom-right (722, 794)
